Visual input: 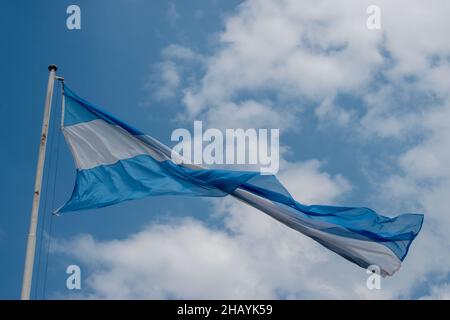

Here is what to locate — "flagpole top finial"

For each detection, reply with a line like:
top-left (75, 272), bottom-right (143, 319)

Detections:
top-left (48, 64), bottom-right (58, 72)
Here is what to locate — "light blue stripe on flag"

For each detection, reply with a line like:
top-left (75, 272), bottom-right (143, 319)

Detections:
top-left (57, 86), bottom-right (424, 276)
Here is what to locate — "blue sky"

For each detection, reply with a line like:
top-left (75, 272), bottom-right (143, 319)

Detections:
top-left (1, 0), bottom-right (450, 299)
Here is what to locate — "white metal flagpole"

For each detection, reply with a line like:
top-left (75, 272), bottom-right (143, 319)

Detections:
top-left (21, 64), bottom-right (58, 300)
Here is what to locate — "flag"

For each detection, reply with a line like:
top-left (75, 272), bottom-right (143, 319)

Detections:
top-left (57, 86), bottom-right (424, 276)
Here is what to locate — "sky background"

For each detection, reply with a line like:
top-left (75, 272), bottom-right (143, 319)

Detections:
top-left (1, 0), bottom-right (450, 299)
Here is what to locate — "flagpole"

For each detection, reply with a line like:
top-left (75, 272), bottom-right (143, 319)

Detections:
top-left (21, 64), bottom-right (58, 300)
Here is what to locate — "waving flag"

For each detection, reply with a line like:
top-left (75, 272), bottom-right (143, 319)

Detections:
top-left (57, 86), bottom-right (423, 276)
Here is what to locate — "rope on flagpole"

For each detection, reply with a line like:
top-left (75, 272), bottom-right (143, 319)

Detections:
top-left (33, 80), bottom-right (61, 299)
top-left (41, 79), bottom-right (64, 299)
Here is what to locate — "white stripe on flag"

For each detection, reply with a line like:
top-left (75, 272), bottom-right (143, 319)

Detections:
top-left (63, 119), bottom-right (166, 169)
top-left (232, 188), bottom-right (402, 276)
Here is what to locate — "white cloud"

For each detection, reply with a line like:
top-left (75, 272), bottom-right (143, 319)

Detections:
top-left (152, 61), bottom-right (180, 100)
top-left (279, 160), bottom-right (351, 204)
top-left (167, 2), bottom-right (180, 26)
top-left (153, 0), bottom-right (450, 139)
top-left (180, 0), bottom-right (384, 119)
top-left (315, 97), bottom-right (354, 127)
top-left (162, 44), bottom-right (202, 62)
top-left (144, 45), bottom-right (204, 102)
top-left (57, 220), bottom-right (271, 299)
top-left (398, 105), bottom-right (450, 181)
top-left (420, 283), bottom-right (450, 300)
top-left (204, 100), bottom-right (297, 130)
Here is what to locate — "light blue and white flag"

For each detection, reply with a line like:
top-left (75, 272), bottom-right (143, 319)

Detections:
top-left (57, 87), bottom-right (424, 276)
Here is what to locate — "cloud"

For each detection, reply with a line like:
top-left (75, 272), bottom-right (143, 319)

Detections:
top-left (143, 45), bottom-right (204, 102)
top-left (420, 283), bottom-right (450, 300)
top-left (167, 2), bottom-right (180, 26)
top-left (162, 44), bottom-right (202, 62)
top-left (179, 0), bottom-right (384, 120)
top-left (152, 61), bottom-right (180, 100)
top-left (203, 100), bottom-right (297, 130)
top-left (57, 220), bottom-right (270, 299)
top-left (315, 97), bottom-right (354, 127)
top-left (152, 0), bottom-right (450, 138)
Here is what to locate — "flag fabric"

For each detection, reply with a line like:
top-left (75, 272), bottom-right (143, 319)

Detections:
top-left (57, 86), bottom-right (424, 276)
